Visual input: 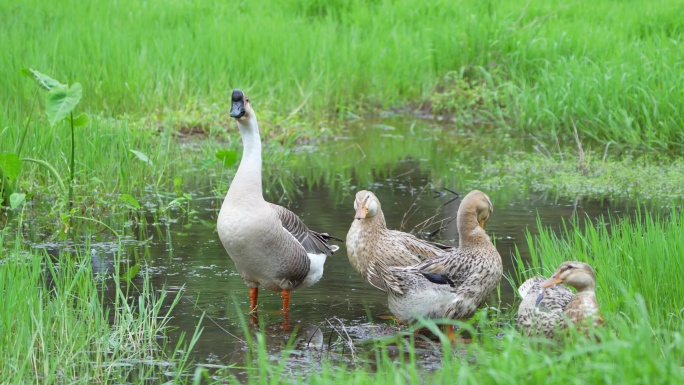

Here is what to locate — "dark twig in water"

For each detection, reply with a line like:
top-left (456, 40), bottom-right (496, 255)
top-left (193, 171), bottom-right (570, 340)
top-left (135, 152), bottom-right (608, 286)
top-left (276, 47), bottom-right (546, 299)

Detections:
top-left (399, 183), bottom-right (429, 231)
top-left (438, 187), bottom-right (461, 207)
top-left (305, 323), bottom-right (324, 350)
top-left (325, 317), bottom-right (356, 362)
top-left (405, 186), bottom-right (458, 239)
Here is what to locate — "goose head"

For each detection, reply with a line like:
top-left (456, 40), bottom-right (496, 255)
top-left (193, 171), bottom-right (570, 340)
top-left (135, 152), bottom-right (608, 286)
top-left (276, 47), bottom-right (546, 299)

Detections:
top-left (540, 261), bottom-right (597, 292)
top-left (230, 89), bottom-right (254, 122)
top-left (458, 190), bottom-right (493, 230)
top-left (353, 190), bottom-right (381, 220)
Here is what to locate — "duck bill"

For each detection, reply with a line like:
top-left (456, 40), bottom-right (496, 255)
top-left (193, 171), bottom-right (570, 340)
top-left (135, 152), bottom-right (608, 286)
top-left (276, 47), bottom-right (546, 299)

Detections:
top-left (354, 207), bottom-right (367, 220)
top-left (539, 275), bottom-right (563, 288)
top-left (479, 219), bottom-right (487, 230)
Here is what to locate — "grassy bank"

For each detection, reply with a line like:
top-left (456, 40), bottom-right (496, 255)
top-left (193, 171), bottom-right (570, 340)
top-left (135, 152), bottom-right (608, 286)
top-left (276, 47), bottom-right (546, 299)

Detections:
top-left (2, 0), bottom-right (684, 147)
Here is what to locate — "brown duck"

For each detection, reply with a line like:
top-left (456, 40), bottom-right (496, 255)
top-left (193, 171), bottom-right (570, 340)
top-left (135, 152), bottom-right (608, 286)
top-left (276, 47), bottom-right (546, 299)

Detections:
top-left (368, 190), bottom-right (502, 325)
top-left (346, 190), bottom-right (454, 290)
top-left (517, 261), bottom-right (604, 339)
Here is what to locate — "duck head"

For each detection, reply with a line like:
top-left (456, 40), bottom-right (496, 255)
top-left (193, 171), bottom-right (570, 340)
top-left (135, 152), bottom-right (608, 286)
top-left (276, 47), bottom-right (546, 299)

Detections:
top-left (353, 190), bottom-right (380, 220)
top-left (540, 261), bottom-right (597, 292)
top-left (230, 89), bottom-right (254, 121)
top-left (459, 190), bottom-right (493, 230)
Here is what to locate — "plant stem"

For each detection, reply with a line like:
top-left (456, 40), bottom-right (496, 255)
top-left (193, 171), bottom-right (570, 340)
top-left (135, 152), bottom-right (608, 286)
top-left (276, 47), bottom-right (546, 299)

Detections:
top-left (20, 158), bottom-right (66, 193)
top-left (69, 111), bottom-right (75, 211)
top-left (16, 89), bottom-right (39, 157)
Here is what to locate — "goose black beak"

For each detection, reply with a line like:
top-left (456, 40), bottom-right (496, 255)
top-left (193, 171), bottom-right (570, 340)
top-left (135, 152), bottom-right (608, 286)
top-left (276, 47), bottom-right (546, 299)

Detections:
top-left (230, 89), bottom-right (246, 119)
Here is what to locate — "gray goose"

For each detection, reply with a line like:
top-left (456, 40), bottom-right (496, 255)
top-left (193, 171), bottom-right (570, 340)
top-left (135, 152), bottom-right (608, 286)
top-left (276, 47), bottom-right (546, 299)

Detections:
top-left (346, 190), bottom-right (454, 290)
top-left (517, 261), bottom-right (603, 339)
top-left (217, 89), bottom-right (341, 313)
top-left (368, 190), bottom-right (502, 329)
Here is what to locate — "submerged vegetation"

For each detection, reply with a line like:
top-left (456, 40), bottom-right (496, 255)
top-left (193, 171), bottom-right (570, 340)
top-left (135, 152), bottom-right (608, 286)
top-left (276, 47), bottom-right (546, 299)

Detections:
top-left (1, 0), bottom-right (683, 383)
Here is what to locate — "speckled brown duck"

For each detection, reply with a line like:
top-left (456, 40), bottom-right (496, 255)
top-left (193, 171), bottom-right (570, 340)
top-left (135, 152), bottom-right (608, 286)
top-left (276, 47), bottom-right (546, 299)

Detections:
top-left (367, 190), bottom-right (502, 325)
top-left (346, 190), bottom-right (454, 290)
top-left (516, 261), bottom-right (604, 339)
top-left (217, 89), bottom-right (342, 315)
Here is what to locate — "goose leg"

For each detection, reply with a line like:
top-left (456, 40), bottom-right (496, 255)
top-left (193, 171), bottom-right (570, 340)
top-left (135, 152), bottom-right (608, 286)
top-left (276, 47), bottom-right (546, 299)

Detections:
top-left (281, 289), bottom-right (291, 312)
top-left (249, 287), bottom-right (258, 311)
top-left (444, 324), bottom-right (455, 342)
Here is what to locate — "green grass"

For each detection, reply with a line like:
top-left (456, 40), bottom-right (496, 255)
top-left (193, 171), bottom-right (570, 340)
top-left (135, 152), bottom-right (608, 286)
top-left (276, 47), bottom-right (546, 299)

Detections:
top-left (0, 222), bottom-right (202, 384)
top-left (2, 0), bottom-right (684, 147)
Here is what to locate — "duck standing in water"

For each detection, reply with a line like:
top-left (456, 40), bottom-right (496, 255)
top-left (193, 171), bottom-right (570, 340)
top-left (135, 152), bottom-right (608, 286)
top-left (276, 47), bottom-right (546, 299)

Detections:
top-left (368, 190), bottom-right (502, 333)
top-left (346, 190), bottom-right (454, 290)
top-left (217, 89), bottom-right (342, 318)
top-left (517, 261), bottom-right (603, 339)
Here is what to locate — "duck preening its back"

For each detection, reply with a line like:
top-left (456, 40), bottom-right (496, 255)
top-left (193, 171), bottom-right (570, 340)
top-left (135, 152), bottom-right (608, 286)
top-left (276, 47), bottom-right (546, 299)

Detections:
top-left (368, 190), bottom-right (503, 324)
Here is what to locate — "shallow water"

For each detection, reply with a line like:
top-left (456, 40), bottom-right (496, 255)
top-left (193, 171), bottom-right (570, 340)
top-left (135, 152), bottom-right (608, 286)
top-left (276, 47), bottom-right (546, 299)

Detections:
top-left (29, 120), bottom-right (629, 377)
top-left (117, 166), bottom-right (623, 374)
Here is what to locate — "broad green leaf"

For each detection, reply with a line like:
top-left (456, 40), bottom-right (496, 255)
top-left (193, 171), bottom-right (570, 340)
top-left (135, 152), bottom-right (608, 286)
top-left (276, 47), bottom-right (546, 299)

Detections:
top-left (9, 193), bottom-right (26, 209)
top-left (120, 193), bottom-right (141, 210)
top-left (22, 68), bottom-right (64, 91)
top-left (70, 112), bottom-right (89, 127)
top-left (121, 264), bottom-right (140, 282)
top-left (60, 212), bottom-right (71, 234)
top-left (0, 152), bottom-right (21, 180)
top-left (129, 149), bottom-right (153, 166)
top-left (46, 83), bottom-right (82, 126)
top-left (215, 149), bottom-right (237, 167)
top-left (173, 177), bottom-right (183, 194)
top-left (166, 197), bottom-right (186, 208)
top-left (199, 158), bottom-right (218, 170)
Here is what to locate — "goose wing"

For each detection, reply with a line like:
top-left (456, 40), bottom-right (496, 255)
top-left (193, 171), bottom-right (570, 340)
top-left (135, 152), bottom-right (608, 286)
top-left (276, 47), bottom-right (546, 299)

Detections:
top-left (270, 203), bottom-right (341, 257)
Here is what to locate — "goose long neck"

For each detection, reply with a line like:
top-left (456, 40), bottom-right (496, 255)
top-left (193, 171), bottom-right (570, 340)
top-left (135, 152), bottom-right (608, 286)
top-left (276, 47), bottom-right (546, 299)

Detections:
top-left (231, 116), bottom-right (264, 200)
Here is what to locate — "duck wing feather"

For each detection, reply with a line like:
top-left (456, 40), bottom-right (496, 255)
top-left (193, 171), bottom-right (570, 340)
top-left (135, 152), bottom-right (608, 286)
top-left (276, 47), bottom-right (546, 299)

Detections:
top-left (398, 232), bottom-right (454, 260)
